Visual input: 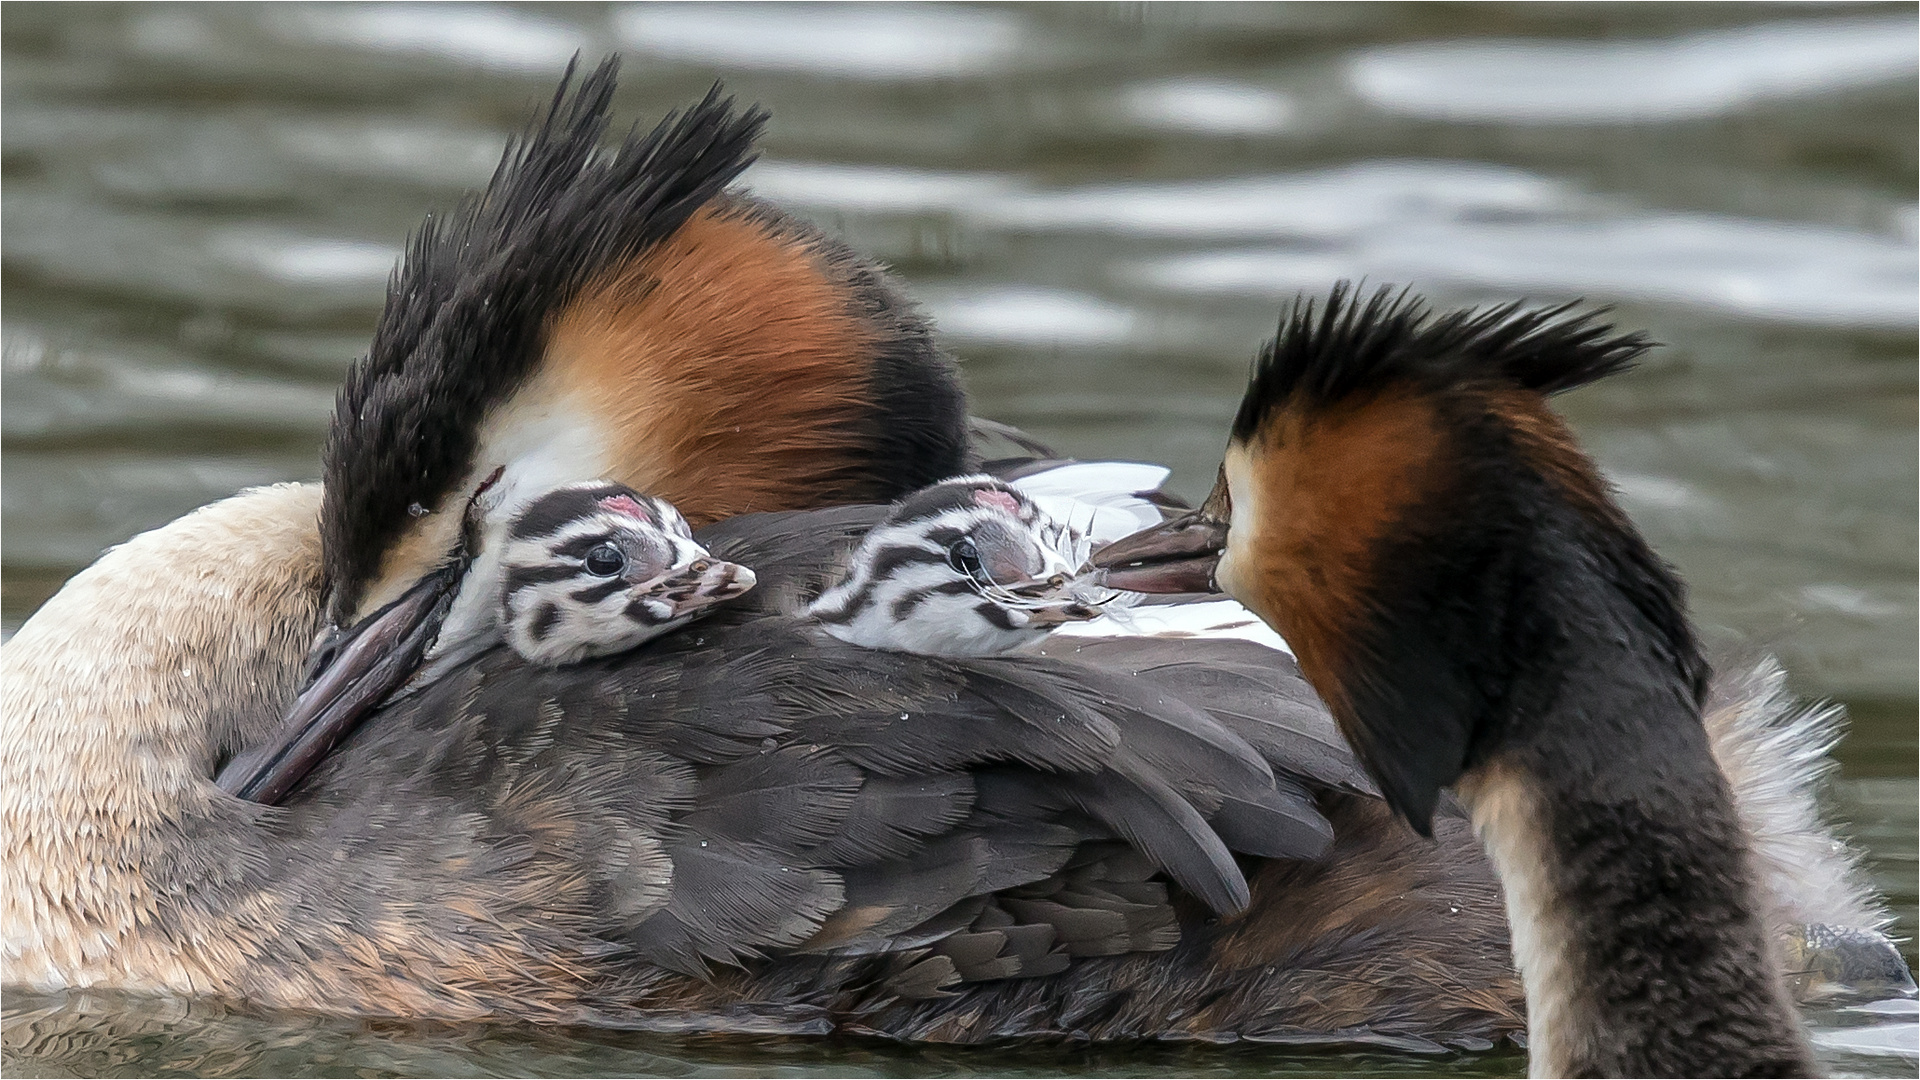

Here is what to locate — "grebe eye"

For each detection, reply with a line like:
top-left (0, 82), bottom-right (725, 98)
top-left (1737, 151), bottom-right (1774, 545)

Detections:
top-left (948, 537), bottom-right (986, 581)
top-left (583, 544), bottom-right (626, 577)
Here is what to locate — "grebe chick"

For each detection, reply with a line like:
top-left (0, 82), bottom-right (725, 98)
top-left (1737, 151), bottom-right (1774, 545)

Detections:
top-left (492, 481), bottom-right (754, 665)
top-left (805, 475), bottom-right (1113, 656)
top-left (1095, 285), bottom-right (1820, 1076)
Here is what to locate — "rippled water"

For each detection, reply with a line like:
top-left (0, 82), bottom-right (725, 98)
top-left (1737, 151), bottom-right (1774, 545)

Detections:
top-left (3, 3), bottom-right (1915, 1076)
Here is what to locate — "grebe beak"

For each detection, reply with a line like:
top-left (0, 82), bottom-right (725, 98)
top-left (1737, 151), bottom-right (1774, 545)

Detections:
top-left (214, 562), bottom-right (462, 804)
top-left (1022, 600), bottom-right (1101, 627)
top-left (1088, 508), bottom-right (1228, 594)
top-left (999, 566), bottom-right (1106, 626)
top-left (633, 558), bottom-right (757, 620)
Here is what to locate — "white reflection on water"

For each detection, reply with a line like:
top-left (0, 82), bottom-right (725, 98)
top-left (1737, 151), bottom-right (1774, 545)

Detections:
top-left (746, 161), bottom-right (1019, 215)
top-left (209, 232), bottom-right (399, 287)
top-left (1607, 472), bottom-right (1709, 515)
top-left (755, 155), bottom-right (1917, 330)
top-left (1800, 584), bottom-right (1907, 621)
top-left (981, 162), bottom-right (1571, 239)
top-left (1122, 79), bottom-right (1299, 136)
top-left (614, 3), bottom-right (1025, 79)
top-left (923, 286), bottom-right (1141, 347)
top-left (1813, 1019), bottom-right (1920, 1060)
top-left (1349, 15), bottom-right (1919, 124)
top-left (273, 121), bottom-right (503, 188)
top-left (1132, 210), bottom-right (1919, 329)
top-left (751, 159), bottom-right (1571, 235)
top-left (273, 4), bottom-right (593, 72)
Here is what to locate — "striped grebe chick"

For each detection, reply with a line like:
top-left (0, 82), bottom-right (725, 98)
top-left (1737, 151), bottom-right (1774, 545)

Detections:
top-left (805, 475), bottom-right (1113, 656)
top-left (492, 481), bottom-right (755, 666)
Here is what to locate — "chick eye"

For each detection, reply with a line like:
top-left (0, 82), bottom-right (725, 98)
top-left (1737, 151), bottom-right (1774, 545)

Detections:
top-left (947, 537), bottom-right (987, 582)
top-left (583, 544), bottom-right (626, 577)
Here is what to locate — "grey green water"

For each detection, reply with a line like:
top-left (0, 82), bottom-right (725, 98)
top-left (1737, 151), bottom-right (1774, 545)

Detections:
top-left (2, 3), bottom-right (1914, 1076)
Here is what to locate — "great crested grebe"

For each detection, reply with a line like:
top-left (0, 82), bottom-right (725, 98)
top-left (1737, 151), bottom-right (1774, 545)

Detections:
top-left (3, 61), bottom-right (1899, 1047)
top-left (1093, 287), bottom-right (1845, 1074)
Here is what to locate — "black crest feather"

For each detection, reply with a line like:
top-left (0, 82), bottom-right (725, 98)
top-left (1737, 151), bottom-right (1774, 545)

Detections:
top-left (1231, 282), bottom-right (1654, 445)
top-left (321, 57), bottom-right (767, 620)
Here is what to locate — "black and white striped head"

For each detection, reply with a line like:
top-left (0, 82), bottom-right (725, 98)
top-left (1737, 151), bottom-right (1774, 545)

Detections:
top-left (494, 481), bottom-right (756, 665)
top-left (806, 475), bottom-right (1113, 656)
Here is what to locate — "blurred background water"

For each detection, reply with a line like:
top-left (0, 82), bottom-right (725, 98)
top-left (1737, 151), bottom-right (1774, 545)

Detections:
top-left (2, 3), bottom-right (1914, 1076)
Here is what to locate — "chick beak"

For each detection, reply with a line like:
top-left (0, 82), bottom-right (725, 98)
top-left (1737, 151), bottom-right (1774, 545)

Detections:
top-left (1088, 508), bottom-right (1229, 594)
top-left (636, 557), bottom-right (757, 619)
top-left (1024, 600), bottom-right (1100, 627)
top-left (215, 563), bottom-right (462, 804)
top-left (1003, 566), bottom-right (1104, 627)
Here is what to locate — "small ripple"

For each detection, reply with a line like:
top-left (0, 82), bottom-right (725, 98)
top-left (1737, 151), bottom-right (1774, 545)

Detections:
top-left (982, 161), bottom-right (1572, 239)
top-left (4, 194), bottom-right (395, 314)
top-left (274, 120), bottom-right (503, 188)
top-left (1813, 1021), bottom-right (1919, 1060)
top-left (700, 159), bottom-right (1571, 239)
top-left (923, 286), bottom-right (1141, 348)
top-left (1609, 472), bottom-right (1706, 514)
top-left (1120, 79), bottom-right (1298, 136)
top-left (614, 4), bottom-right (1025, 80)
top-left (208, 231), bottom-right (399, 286)
top-left (1130, 202), bottom-right (1918, 328)
top-left (1799, 584), bottom-right (1907, 621)
top-left (1348, 15), bottom-right (1919, 124)
top-left (3, 326), bottom-right (336, 443)
top-left (745, 161), bottom-right (1019, 215)
top-left (272, 5), bottom-right (594, 72)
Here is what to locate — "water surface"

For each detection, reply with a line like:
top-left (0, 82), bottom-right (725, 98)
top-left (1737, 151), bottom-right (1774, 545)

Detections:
top-left (3, 3), bottom-right (1914, 1076)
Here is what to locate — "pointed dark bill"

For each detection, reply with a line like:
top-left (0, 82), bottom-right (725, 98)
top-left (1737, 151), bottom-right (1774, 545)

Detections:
top-left (998, 573), bottom-right (1103, 626)
top-left (215, 564), bottom-right (462, 804)
top-left (1088, 509), bottom-right (1229, 594)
